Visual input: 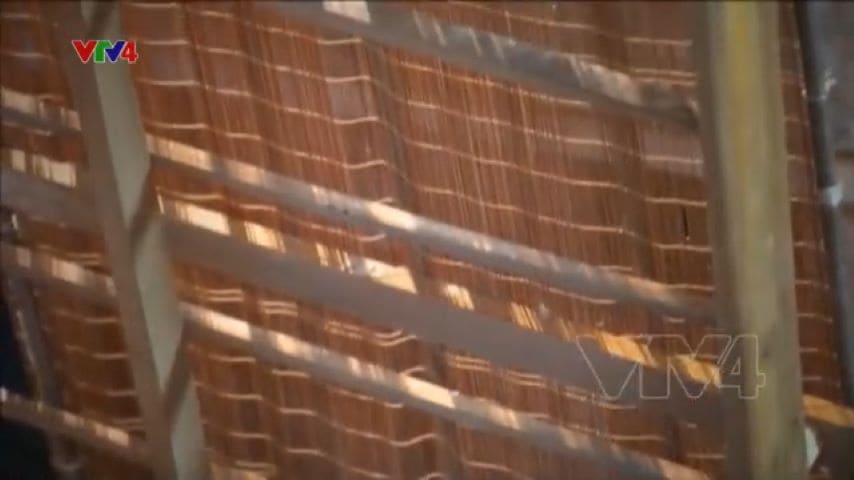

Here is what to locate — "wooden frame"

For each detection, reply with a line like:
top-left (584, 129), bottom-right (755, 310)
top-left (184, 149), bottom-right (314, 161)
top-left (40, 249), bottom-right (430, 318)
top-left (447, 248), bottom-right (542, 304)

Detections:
top-left (44, 3), bottom-right (205, 479)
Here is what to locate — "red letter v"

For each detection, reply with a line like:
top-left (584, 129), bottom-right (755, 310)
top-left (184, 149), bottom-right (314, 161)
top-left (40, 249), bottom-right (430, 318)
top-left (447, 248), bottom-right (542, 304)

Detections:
top-left (71, 40), bottom-right (96, 63)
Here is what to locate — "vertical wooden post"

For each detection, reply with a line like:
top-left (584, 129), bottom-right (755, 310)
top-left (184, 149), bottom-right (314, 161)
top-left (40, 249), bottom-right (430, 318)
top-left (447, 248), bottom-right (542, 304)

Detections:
top-left (695, 2), bottom-right (807, 479)
top-left (45, 2), bottom-right (205, 479)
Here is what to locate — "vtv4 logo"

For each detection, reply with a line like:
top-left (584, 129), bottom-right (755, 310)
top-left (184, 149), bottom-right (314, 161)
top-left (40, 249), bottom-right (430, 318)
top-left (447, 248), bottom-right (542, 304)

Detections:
top-left (578, 334), bottom-right (766, 400)
top-left (72, 40), bottom-right (138, 64)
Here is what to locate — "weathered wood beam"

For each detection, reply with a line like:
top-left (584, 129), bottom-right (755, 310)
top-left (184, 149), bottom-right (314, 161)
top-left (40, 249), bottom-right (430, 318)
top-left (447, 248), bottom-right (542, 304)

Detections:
top-left (182, 303), bottom-right (708, 480)
top-left (695, 3), bottom-right (807, 479)
top-left (148, 137), bottom-right (715, 324)
top-left (0, 167), bottom-right (97, 232)
top-left (1, 240), bottom-right (710, 479)
top-left (0, 88), bottom-right (79, 131)
top-left (0, 92), bottom-right (714, 323)
top-left (0, 387), bottom-right (149, 464)
top-left (44, 2), bottom-right (205, 478)
top-left (162, 218), bottom-right (723, 431)
top-left (260, 1), bottom-right (697, 128)
top-left (1, 243), bottom-right (115, 307)
top-left (5, 169), bottom-right (835, 456)
top-left (0, 213), bottom-right (720, 438)
top-left (3, 236), bottom-right (854, 445)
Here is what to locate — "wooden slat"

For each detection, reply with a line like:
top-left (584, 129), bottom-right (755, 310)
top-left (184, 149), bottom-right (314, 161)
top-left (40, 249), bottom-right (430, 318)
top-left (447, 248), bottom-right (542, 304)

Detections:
top-left (162, 218), bottom-right (723, 430)
top-left (182, 303), bottom-right (708, 480)
top-left (148, 137), bottom-right (715, 324)
top-left (695, 3), bottom-right (807, 479)
top-left (0, 99), bottom-right (717, 325)
top-left (261, 1), bottom-right (697, 128)
top-left (0, 106), bottom-right (73, 134)
top-left (11, 245), bottom-right (850, 479)
top-left (45, 2), bottom-right (205, 478)
top-left (8, 172), bottom-right (854, 438)
top-left (0, 167), bottom-right (97, 232)
top-left (1, 239), bottom-right (709, 479)
top-left (3, 237), bottom-right (854, 438)
top-left (0, 388), bottom-right (149, 464)
top-left (0, 214), bottom-right (720, 437)
top-left (0, 88), bottom-right (80, 131)
top-left (1, 243), bottom-right (116, 307)
top-left (0, 171), bottom-right (729, 440)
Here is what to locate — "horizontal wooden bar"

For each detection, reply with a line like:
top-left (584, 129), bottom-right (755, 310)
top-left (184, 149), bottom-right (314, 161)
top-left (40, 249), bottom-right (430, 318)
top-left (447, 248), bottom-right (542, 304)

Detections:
top-left (183, 302), bottom-right (707, 480)
top-left (0, 387), bottom-right (149, 464)
top-left (5, 170), bottom-right (854, 431)
top-left (0, 88), bottom-right (79, 131)
top-left (147, 137), bottom-right (716, 324)
top-left (3, 232), bottom-right (853, 439)
top-left (0, 197), bottom-right (720, 435)
top-left (261, 1), bottom-right (697, 128)
top-left (162, 218), bottom-right (722, 430)
top-left (0, 100), bottom-right (716, 325)
top-left (6, 246), bottom-right (854, 478)
top-left (1, 241), bottom-right (707, 478)
top-left (0, 106), bottom-right (73, 134)
top-left (1, 243), bottom-right (115, 306)
top-left (0, 167), bottom-right (98, 232)
top-left (6, 173), bottom-right (852, 437)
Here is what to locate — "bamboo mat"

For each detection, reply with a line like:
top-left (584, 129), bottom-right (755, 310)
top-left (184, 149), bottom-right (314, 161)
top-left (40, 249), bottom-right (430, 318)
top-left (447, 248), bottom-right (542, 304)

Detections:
top-left (0, 1), bottom-right (843, 478)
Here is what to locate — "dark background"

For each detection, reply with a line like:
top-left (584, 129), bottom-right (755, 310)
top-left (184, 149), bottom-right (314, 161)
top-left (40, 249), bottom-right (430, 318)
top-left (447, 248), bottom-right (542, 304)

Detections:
top-left (0, 297), bottom-right (55, 479)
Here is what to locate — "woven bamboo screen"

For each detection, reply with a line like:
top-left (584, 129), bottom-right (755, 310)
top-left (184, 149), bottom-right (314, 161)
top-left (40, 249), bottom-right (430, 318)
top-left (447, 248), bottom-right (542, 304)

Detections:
top-left (0, 1), bottom-right (843, 479)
